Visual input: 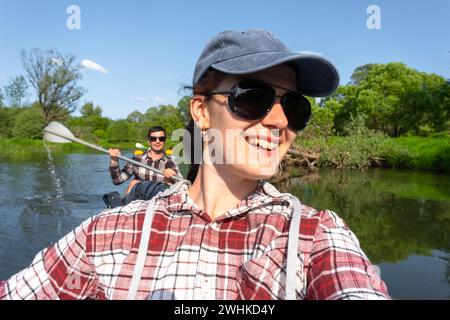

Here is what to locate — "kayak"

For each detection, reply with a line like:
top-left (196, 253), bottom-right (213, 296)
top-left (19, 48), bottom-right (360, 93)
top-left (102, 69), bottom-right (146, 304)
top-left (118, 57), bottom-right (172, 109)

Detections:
top-left (103, 180), bottom-right (169, 208)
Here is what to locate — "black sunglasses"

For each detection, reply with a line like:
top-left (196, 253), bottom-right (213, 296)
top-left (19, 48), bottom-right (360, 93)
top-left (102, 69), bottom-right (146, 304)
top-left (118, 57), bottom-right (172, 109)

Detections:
top-left (149, 136), bottom-right (166, 142)
top-left (204, 80), bottom-right (311, 131)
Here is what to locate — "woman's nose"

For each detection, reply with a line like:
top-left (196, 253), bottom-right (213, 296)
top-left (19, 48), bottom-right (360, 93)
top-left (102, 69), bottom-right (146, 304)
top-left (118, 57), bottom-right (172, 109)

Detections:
top-left (260, 98), bottom-right (289, 130)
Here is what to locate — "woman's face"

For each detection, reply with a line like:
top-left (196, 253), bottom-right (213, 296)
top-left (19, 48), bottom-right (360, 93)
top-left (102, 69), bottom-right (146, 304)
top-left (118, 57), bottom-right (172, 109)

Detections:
top-left (202, 64), bottom-right (298, 180)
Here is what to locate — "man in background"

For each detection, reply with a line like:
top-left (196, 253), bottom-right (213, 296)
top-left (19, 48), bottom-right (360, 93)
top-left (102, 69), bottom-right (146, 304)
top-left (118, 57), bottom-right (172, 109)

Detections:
top-left (108, 125), bottom-right (181, 195)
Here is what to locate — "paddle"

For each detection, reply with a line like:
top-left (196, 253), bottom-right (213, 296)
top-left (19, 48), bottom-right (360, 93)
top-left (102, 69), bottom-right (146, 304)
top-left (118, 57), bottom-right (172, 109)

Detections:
top-left (43, 121), bottom-right (181, 182)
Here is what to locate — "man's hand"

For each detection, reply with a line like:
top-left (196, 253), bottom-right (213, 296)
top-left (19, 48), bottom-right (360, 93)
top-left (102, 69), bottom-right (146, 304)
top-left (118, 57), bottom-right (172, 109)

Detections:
top-left (163, 168), bottom-right (176, 179)
top-left (109, 148), bottom-right (121, 164)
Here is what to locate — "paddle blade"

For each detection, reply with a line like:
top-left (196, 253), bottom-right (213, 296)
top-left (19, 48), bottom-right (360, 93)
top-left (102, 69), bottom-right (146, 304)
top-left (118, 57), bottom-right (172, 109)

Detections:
top-left (135, 142), bottom-right (147, 149)
top-left (43, 121), bottom-right (76, 143)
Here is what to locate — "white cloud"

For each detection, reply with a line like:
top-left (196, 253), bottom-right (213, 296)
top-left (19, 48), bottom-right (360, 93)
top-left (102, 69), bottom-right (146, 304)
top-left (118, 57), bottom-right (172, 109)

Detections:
top-left (297, 50), bottom-right (323, 56)
top-left (134, 96), bottom-right (148, 102)
top-left (80, 59), bottom-right (109, 74)
top-left (50, 58), bottom-right (63, 65)
top-left (154, 96), bottom-right (165, 103)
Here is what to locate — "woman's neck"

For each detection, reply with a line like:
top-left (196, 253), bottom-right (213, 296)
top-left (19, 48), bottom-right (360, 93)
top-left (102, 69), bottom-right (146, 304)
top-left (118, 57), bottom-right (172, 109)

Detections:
top-left (188, 164), bottom-right (258, 221)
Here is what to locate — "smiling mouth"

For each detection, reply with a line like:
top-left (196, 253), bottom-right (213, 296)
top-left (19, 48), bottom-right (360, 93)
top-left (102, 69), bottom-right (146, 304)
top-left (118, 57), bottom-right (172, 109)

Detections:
top-left (245, 137), bottom-right (279, 151)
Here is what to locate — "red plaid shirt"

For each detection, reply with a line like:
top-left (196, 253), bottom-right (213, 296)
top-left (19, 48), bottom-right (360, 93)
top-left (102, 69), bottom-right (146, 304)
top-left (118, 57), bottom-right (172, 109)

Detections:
top-left (109, 151), bottom-right (181, 184)
top-left (0, 181), bottom-right (390, 300)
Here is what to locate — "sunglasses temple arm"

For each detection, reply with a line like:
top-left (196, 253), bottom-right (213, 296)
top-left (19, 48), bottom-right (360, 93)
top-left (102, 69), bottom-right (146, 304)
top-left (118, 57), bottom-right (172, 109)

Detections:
top-left (204, 90), bottom-right (233, 96)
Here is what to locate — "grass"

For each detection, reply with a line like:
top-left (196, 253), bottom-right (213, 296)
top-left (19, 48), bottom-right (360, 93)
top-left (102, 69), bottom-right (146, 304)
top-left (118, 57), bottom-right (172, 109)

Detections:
top-left (59, 140), bottom-right (136, 153)
top-left (380, 136), bottom-right (450, 172)
top-left (294, 134), bottom-right (450, 173)
top-left (0, 138), bottom-right (136, 160)
top-left (0, 139), bottom-right (47, 159)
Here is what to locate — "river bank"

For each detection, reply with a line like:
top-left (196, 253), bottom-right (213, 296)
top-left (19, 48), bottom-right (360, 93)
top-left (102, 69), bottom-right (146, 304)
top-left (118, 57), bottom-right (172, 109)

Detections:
top-left (0, 138), bottom-right (136, 160)
top-left (1, 136), bottom-right (449, 173)
top-left (285, 135), bottom-right (450, 173)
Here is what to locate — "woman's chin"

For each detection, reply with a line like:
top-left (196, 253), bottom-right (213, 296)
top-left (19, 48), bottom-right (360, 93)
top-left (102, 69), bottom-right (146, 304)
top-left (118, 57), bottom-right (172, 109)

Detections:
top-left (234, 163), bottom-right (279, 180)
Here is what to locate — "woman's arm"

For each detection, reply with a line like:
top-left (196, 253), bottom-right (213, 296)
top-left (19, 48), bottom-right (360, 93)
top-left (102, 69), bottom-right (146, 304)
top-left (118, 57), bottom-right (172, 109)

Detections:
top-left (306, 210), bottom-right (390, 300)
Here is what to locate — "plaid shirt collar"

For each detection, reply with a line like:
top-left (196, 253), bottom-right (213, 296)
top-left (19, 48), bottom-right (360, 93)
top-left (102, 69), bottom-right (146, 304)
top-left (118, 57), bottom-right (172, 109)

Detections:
top-left (142, 150), bottom-right (169, 161)
top-left (159, 180), bottom-right (294, 222)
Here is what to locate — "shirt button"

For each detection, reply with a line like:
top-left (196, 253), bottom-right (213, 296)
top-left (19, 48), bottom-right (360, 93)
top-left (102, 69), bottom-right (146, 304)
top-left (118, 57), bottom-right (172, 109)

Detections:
top-left (201, 280), bottom-right (209, 298)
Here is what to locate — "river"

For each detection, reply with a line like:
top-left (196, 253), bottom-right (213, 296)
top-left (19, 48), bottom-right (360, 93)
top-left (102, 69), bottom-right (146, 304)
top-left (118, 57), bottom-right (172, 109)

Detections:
top-left (0, 152), bottom-right (448, 299)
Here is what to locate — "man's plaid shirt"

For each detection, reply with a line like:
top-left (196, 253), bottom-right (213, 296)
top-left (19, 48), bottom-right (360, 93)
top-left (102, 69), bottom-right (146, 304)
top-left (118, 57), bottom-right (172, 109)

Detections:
top-left (0, 181), bottom-right (390, 300)
top-left (109, 150), bottom-right (181, 184)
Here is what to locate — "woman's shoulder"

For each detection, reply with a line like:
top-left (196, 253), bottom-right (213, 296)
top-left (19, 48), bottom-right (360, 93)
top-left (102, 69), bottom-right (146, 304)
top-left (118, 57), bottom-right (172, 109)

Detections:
top-left (86, 200), bottom-right (150, 234)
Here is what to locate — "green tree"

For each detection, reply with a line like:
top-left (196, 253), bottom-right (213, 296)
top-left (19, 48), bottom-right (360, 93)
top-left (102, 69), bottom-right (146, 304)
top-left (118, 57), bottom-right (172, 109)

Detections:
top-left (126, 110), bottom-right (146, 142)
top-left (80, 101), bottom-right (102, 117)
top-left (349, 64), bottom-right (376, 85)
top-left (11, 104), bottom-right (46, 139)
top-left (433, 79), bottom-right (450, 133)
top-left (21, 48), bottom-right (85, 124)
top-left (0, 88), bottom-right (4, 107)
top-left (0, 106), bottom-right (15, 138)
top-left (106, 120), bottom-right (135, 142)
top-left (144, 104), bottom-right (185, 136)
top-left (177, 95), bottom-right (192, 123)
top-left (66, 116), bottom-right (88, 138)
top-left (66, 109), bottom-right (110, 141)
top-left (126, 110), bottom-right (144, 123)
top-left (320, 85), bottom-right (356, 134)
top-left (308, 104), bottom-right (335, 137)
top-left (4, 75), bottom-right (28, 106)
top-left (93, 129), bottom-right (107, 140)
top-left (332, 63), bottom-right (449, 136)
top-left (86, 115), bottom-right (109, 131)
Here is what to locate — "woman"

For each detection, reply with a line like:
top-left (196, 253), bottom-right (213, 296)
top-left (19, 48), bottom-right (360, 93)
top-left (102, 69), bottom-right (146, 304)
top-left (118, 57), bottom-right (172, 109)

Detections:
top-left (0, 30), bottom-right (390, 300)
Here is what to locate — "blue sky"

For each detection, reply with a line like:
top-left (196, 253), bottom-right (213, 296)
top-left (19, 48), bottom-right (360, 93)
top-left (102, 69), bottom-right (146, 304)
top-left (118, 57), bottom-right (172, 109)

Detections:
top-left (0, 0), bottom-right (449, 119)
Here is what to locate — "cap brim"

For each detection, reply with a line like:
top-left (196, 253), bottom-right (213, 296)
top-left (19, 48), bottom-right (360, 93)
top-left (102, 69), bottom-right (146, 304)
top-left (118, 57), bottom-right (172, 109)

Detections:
top-left (211, 51), bottom-right (339, 97)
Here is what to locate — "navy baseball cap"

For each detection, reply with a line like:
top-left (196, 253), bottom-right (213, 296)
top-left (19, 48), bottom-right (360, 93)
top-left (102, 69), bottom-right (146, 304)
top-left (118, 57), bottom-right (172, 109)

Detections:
top-left (193, 29), bottom-right (339, 97)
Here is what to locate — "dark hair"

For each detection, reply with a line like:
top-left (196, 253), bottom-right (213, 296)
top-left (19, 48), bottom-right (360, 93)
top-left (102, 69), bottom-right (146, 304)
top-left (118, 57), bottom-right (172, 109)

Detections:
top-left (185, 69), bottom-right (225, 183)
top-left (147, 126), bottom-right (166, 139)
top-left (185, 120), bottom-right (200, 183)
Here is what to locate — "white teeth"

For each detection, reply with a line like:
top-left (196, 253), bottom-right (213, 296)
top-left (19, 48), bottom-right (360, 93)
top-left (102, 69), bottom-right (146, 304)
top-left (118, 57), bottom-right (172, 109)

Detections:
top-left (268, 142), bottom-right (276, 150)
top-left (247, 138), bottom-right (278, 150)
top-left (261, 140), bottom-right (269, 149)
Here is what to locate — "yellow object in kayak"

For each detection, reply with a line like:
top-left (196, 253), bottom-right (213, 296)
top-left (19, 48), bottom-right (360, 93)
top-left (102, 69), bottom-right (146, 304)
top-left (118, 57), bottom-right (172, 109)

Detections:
top-left (166, 149), bottom-right (173, 156)
top-left (134, 149), bottom-right (144, 156)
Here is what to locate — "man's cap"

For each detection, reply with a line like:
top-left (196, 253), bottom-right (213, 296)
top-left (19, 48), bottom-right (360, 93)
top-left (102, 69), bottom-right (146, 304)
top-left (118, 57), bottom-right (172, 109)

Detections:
top-left (193, 29), bottom-right (339, 97)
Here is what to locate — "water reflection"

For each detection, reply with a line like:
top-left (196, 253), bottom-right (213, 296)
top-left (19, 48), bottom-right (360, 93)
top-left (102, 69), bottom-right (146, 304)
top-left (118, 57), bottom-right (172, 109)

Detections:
top-left (272, 168), bottom-right (449, 263)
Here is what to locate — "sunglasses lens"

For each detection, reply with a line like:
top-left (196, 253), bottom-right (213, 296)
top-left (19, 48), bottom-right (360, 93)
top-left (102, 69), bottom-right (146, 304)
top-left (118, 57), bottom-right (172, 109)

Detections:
top-left (150, 136), bottom-right (166, 142)
top-left (231, 83), bottom-right (274, 120)
top-left (282, 92), bottom-right (311, 131)
top-left (223, 81), bottom-right (311, 131)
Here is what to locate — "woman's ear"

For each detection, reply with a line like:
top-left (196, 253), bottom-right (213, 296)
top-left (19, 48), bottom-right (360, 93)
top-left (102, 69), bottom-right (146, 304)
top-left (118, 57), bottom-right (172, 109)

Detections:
top-left (190, 96), bottom-right (210, 130)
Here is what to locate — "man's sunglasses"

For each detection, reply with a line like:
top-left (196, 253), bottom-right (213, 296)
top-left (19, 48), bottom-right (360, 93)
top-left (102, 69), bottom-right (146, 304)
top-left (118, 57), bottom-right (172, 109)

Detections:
top-left (204, 80), bottom-right (311, 131)
top-left (149, 136), bottom-right (166, 142)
